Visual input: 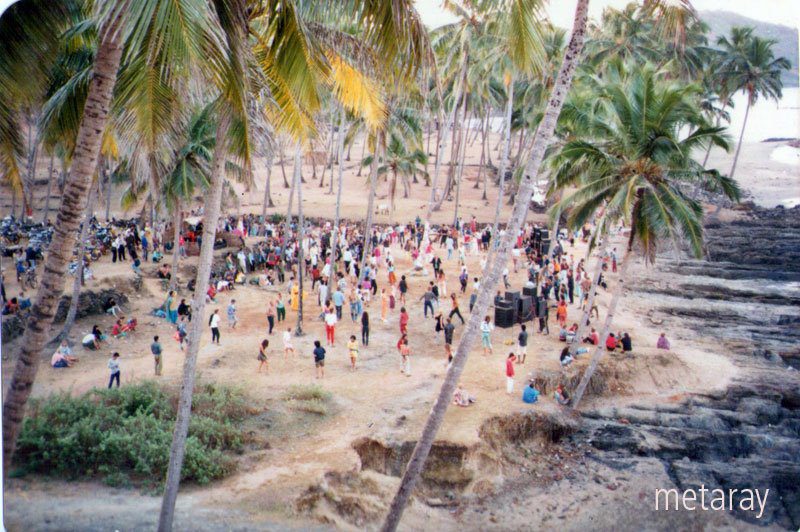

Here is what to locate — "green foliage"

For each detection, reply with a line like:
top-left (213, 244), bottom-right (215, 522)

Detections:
top-left (283, 384), bottom-right (332, 402)
top-left (14, 382), bottom-right (247, 487)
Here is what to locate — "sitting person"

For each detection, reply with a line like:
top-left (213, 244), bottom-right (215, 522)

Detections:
top-left (82, 331), bottom-right (100, 350)
top-left (606, 333), bottom-right (618, 351)
top-left (522, 381), bottom-right (540, 404)
top-left (657, 332), bottom-right (670, 350)
top-left (110, 318), bottom-right (127, 338)
top-left (206, 284), bottom-right (218, 302)
top-left (583, 327), bottom-right (599, 345)
top-left (157, 264), bottom-right (172, 280)
top-left (151, 250), bottom-right (163, 263)
top-left (125, 316), bottom-right (138, 332)
top-left (235, 271), bottom-right (246, 284)
top-left (132, 258), bottom-right (143, 276)
top-left (177, 299), bottom-right (192, 321)
top-left (18, 293), bottom-right (31, 311)
top-left (2, 297), bottom-right (19, 315)
top-left (560, 346), bottom-right (574, 366)
top-left (621, 332), bottom-right (633, 353)
top-left (452, 385), bottom-right (476, 407)
top-left (51, 340), bottom-right (78, 368)
top-left (554, 385), bottom-right (570, 406)
top-left (104, 298), bottom-right (122, 317)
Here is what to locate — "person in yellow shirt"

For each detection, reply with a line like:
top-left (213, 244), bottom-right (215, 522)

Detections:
top-left (347, 335), bottom-right (359, 371)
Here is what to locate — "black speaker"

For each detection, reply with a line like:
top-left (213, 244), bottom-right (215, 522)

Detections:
top-left (540, 238), bottom-right (550, 255)
top-left (540, 229), bottom-right (550, 241)
top-left (533, 228), bottom-right (542, 244)
top-left (505, 291), bottom-right (520, 304)
top-left (494, 304), bottom-right (515, 328)
top-left (518, 295), bottom-right (534, 322)
top-left (522, 286), bottom-right (536, 298)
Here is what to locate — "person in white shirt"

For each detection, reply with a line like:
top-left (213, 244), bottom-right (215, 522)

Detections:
top-left (209, 309), bottom-right (221, 344)
top-left (107, 352), bottom-right (121, 388)
top-left (282, 327), bottom-right (295, 358)
top-left (324, 307), bottom-right (338, 346)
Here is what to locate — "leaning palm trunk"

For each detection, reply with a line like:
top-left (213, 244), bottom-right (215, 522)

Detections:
top-left (380, 1), bottom-right (591, 529)
top-left (497, 74), bottom-right (514, 187)
top-left (702, 95), bottom-right (730, 167)
top-left (158, 114), bottom-right (230, 531)
top-left (357, 137), bottom-right (381, 285)
top-left (104, 160), bottom-right (112, 221)
top-left (169, 203), bottom-right (181, 291)
top-left (42, 153), bottom-right (55, 222)
top-left (451, 92), bottom-right (469, 226)
top-left (286, 142), bottom-right (301, 220)
top-left (1, 12), bottom-right (125, 474)
top-left (571, 248), bottom-right (632, 409)
top-left (330, 107), bottom-right (346, 283)
top-left (56, 185), bottom-right (97, 342)
top-left (261, 152), bottom-right (275, 217)
top-left (729, 94), bottom-right (751, 180)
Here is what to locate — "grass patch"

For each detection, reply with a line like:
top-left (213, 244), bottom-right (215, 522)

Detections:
top-left (283, 385), bottom-right (332, 417)
top-left (283, 384), bottom-right (331, 402)
top-left (14, 381), bottom-right (250, 488)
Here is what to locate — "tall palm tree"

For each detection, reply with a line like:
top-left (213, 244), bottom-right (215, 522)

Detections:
top-left (715, 30), bottom-right (790, 179)
top-left (374, 135), bottom-right (427, 212)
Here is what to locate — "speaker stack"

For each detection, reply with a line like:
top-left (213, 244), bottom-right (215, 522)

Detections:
top-left (517, 295), bottom-right (534, 322)
top-left (494, 303), bottom-right (515, 328)
top-left (522, 285), bottom-right (537, 298)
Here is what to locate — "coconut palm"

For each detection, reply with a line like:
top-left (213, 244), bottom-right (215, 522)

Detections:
top-left (546, 65), bottom-right (739, 408)
top-left (715, 30), bottom-right (790, 179)
top-left (374, 135), bottom-right (428, 212)
top-left (381, 2), bottom-right (706, 530)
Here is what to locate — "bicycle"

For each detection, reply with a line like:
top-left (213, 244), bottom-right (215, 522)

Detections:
top-left (24, 266), bottom-right (38, 289)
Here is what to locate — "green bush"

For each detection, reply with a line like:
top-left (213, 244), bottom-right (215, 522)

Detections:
top-left (15, 382), bottom-right (247, 487)
top-left (283, 384), bottom-right (331, 402)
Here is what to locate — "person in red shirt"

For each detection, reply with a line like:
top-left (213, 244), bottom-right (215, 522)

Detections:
top-left (399, 307), bottom-right (409, 335)
top-left (556, 299), bottom-right (568, 328)
top-left (583, 327), bottom-right (599, 345)
top-left (505, 353), bottom-right (517, 394)
top-left (606, 333), bottom-right (618, 351)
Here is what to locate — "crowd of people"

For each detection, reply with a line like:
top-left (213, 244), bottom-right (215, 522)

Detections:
top-left (15, 207), bottom-right (676, 408)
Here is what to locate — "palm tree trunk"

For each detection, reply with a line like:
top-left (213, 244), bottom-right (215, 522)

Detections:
top-left (452, 92), bottom-right (469, 226)
top-left (42, 152), bottom-right (55, 222)
top-left (474, 108), bottom-right (488, 189)
top-left (497, 74), bottom-right (514, 188)
top-left (729, 94), bottom-right (752, 180)
top-left (330, 106), bottom-right (346, 283)
top-left (2, 10), bottom-right (125, 474)
top-left (261, 152), bottom-right (275, 217)
top-left (158, 113), bottom-right (230, 531)
top-left (571, 248), bottom-right (632, 409)
top-left (702, 95), bottom-right (729, 167)
top-left (427, 47), bottom-right (467, 221)
top-left (321, 105), bottom-right (335, 189)
top-left (357, 135), bottom-right (366, 177)
top-left (279, 139), bottom-right (290, 187)
top-left (10, 188), bottom-right (17, 218)
top-left (169, 203), bottom-right (181, 291)
top-left (295, 151), bottom-right (305, 337)
top-left (358, 135), bottom-right (382, 285)
top-left (104, 159), bottom-right (112, 221)
top-left (286, 142), bottom-right (301, 220)
top-left (56, 184), bottom-right (98, 342)
top-left (380, 0), bottom-right (591, 528)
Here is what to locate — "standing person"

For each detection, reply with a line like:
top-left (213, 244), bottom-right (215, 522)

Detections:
top-left (209, 309), bottom-right (221, 345)
top-left (348, 288), bottom-right (360, 322)
top-left (399, 307), bottom-right (409, 335)
top-left (227, 299), bottom-right (239, 329)
top-left (517, 324), bottom-right (528, 364)
top-left (419, 284), bottom-right (436, 318)
top-left (313, 340), bottom-right (326, 379)
top-left (283, 327), bottom-right (295, 358)
top-left (434, 311), bottom-right (444, 337)
top-left (276, 294), bottom-right (286, 322)
top-left (505, 353), bottom-right (517, 394)
top-left (177, 316), bottom-right (188, 351)
top-left (151, 335), bottom-right (163, 376)
top-left (556, 298), bottom-right (567, 328)
top-left (107, 352), bottom-right (121, 389)
top-left (398, 275), bottom-right (408, 305)
top-left (332, 287), bottom-right (345, 320)
top-left (469, 277), bottom-right (480, 312)
top-left (399, 337), bottom-right (411, 376)
top-left (480, 315), bottom-right (494, 356)
top-left (165, 291), bottom-right (178, 324)
top-left (448, 293), bottom-right (465, 325)
top-left (266, 300), bottom-right (276, 335)
top-left (258, 339), bottom-right (269, 373)
top-left (347, 335), bottom-right (359, 371)
top-left (361, 311), bottom-right (370, 346)
top-left (324, 306), bottom-right (337, 346)
top-left (443, 317), bottom-right (455, 364)
top-left (380, 288), bottom-right (389, 322)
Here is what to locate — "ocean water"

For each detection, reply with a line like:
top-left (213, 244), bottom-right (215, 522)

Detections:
top-left (727, 87), bottom-right (800, 142)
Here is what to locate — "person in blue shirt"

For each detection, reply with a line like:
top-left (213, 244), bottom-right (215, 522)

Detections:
top-left (313, 340), bottom-right (326, 379)
top-left (522, 380), bottom-right (540, 404)
top-left (332, 289), bottom-right (345, 320)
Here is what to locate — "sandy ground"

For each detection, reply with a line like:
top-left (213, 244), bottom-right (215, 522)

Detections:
top-left (2, 128), bottom-right (792, 530)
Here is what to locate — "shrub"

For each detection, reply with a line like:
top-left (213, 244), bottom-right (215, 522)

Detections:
top-left (283, 384), bottom-right (331, 402)
top-left (14, 382), bottom-right (248, 487)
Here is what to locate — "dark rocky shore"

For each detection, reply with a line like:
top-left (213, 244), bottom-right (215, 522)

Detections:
top-left (578, 205), bottom-right (800, 529)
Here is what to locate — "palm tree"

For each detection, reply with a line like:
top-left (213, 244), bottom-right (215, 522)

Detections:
top-left (375, 135), bottom-right (427, 212)
top-left (716, 30), bottom-right (790, 179)
top-left (546, 66), bottom-right (739, 408)
top-left (551, 63), bottom-right (738, 366)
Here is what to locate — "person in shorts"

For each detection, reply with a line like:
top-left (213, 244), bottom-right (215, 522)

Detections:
top-left (313, 340), bottom-right (326, 379)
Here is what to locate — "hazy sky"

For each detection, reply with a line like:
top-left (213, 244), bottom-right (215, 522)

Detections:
top-left (1, 0), bottom-right (798, 29)
top-left (415, 0), bottom-right (800, 30)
